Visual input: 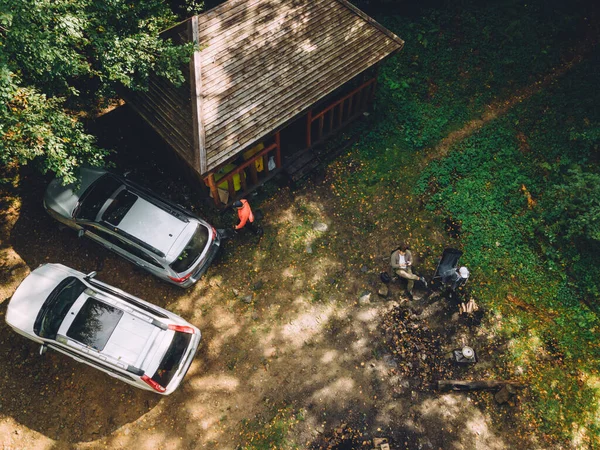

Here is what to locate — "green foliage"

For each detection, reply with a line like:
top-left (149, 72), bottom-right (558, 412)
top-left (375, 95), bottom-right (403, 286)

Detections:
top-left (540, 167), bottom-right (600, 243)
top-left (530, 364), bottom-right (600, 441)
top-left (0, 0), bottom-right (196, 182)
top-left (1, 0), bottom-right (193, 96)
top-left (372, 0), bottom-right (586, 152)
top-left (237, 406), bottom-right (301, 450)
top-left (413, 46), bottom-right (600, 444)
top-left (326, 0), bottom-right (600, 444)
top-left (0, 65), bottom-right (108, 183)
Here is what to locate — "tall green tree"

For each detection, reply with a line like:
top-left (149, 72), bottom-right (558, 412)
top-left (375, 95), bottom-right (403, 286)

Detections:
top-left (0, 0), bottom-right (195, 183)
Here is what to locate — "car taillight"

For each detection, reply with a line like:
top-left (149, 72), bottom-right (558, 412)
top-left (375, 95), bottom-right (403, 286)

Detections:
top-left (168, 324), bottom-right (195, 334)
top-left (168, 273), bottom-right (192, 283)
top-left (141, 375), bottom-right (166, 393)
top-left (211, 226), bottom-right (217, 240)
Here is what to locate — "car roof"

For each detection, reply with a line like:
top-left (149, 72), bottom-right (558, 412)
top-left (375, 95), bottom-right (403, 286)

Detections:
top-left (58, 287), bottom-right (171, 371)
top-left (117, 196), bottom-right (194, 258)
top-left (100, 309), bottom-right (162, 366)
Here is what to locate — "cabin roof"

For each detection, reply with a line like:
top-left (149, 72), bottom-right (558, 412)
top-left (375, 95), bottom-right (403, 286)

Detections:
top-left (127, 0), bottom-right (404, 176)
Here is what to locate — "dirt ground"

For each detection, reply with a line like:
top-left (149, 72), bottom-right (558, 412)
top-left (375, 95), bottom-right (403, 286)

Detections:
top-left (0, 108), bottom-right (553, 450)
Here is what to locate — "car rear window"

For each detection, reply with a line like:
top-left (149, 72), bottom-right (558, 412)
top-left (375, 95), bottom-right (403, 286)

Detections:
top-left (102, 189), bottom-right (138, 226)
top-left (170, 224), bottom-right (209, 273)
top-left (35, 277), bottom-right (87, 339)
top-left (76, 175), bottom-right (122, 221)
top-left (151, 332), bottom-right (192, 388)
top-left (66, 298), bottom-right (123, 351)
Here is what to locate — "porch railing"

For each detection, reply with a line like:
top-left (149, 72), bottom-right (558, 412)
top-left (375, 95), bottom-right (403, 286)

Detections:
top-left (205, 132), bottom-right (281, 207)
top-left (306, 77), bottom-right (377, 148)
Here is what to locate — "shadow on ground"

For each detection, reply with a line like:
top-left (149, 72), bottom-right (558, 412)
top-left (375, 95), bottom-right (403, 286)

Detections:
top-left (0, 106), bottom-right (540, 449)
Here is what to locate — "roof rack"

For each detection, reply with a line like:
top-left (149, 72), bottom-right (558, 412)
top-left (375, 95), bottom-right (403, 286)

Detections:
top-left (88, 279), bottom-right (169, 319)
top-left (104, 224), bottom-right (167, 258)
top-left (124, 180), bottom-right (190, 223)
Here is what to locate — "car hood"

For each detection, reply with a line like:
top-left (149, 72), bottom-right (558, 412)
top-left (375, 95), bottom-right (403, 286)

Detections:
top-left (43, 167), bottom-right (107, 219)
top-left (6, 264), bottom-right (74, 335)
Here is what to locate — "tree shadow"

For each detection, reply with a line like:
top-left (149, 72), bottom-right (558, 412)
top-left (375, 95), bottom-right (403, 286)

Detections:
top-left (3, 161), bottom-right (202, 442)
top-left (0, 300), bottom-right (159, 442)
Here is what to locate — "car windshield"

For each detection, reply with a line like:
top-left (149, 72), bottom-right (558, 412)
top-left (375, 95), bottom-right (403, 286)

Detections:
top-left (102, 189), bottom-right (138, 226)
top-left (67, 298), bottom-right (123, 351)
top-left (34, 277), bottom-right (87, 339)
top-left (170, 224), bottom-right (209, 274)
top-left (75, 175), bottom-right (122, 221)
top-left (151, 332), bottom-right (192, 388)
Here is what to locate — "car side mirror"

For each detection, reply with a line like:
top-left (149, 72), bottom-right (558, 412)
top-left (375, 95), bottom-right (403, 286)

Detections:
top-left (85, 271), bottom-right (97, 280)
top-left (77, 229), bottom-right (84, 238)
top-left (39, 344), bottom-right (47, 356)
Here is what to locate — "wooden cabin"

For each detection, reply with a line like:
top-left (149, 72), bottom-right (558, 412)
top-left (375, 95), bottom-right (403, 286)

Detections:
top-left (126, 0), bottom-right (404, 207)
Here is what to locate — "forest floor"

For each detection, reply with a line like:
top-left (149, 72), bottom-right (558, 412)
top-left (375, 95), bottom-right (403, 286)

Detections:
top-left (0, 106), bottom-right (560, 450)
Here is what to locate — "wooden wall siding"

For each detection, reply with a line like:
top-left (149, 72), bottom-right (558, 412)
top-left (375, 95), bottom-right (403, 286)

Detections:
top-left (127, 74), bottom-right (197, 167)
top-left (125, 21), bottom-right (199, 171)
top-left (197, 0), bottom-right (403, 173)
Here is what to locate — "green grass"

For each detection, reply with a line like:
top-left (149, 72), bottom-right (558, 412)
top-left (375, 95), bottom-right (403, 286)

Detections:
top-left (236, 406), bottom-right (302, 450)
top-left (326, 0), bottom-right (600, 445)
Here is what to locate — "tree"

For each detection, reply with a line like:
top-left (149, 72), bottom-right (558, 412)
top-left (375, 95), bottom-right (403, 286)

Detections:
top-left (0, 0), bottom-right (196, 183)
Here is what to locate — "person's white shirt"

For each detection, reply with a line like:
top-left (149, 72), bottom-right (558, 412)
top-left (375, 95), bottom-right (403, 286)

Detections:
top-left (399, 254), bottom-right (406, 268)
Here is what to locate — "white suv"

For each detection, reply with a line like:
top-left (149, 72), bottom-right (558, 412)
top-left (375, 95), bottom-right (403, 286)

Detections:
top-left (6, 264), bottom-right (201, 395)
top-left (43, 167), bottom-right (221, 288)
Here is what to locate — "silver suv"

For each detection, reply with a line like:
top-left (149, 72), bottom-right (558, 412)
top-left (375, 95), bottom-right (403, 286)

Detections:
top-left (43, 167), bottom-right (220, 288)
top-left (6, 264), bottom-right (201, 395)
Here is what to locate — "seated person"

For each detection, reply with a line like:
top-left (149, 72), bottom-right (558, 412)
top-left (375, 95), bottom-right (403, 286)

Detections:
top-left (444, 267), bottom-right (470, 302)
top-left (390, 242), bottom-right (427, 297)
top-left (441, 266), bottom-right (469, 291)
top-left (453, 266), bottom-right (469, 291)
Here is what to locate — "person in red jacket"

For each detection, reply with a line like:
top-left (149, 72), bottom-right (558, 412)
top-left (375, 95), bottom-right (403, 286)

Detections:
top-left (233, 199), bottom-right (260, 235)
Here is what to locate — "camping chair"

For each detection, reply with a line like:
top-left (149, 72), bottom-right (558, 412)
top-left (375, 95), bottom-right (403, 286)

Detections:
top-left (430, 248), bottom-right (464, 291)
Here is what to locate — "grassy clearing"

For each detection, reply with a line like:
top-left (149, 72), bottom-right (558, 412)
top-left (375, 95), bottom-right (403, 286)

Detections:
top-left (206, 2), bottom-right (598, 447)
top-left (414, 49), bottom-right (600, 445)
top-left (323, 0), bottom-right (600, 446)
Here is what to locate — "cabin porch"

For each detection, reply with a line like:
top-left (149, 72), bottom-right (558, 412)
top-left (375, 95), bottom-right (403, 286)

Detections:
top-left (203, 75), bottom-right (377, 208)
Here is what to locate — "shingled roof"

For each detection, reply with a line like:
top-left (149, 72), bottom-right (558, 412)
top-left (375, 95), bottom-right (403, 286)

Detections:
top-left (127, 0), bottom-right (404, 176)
